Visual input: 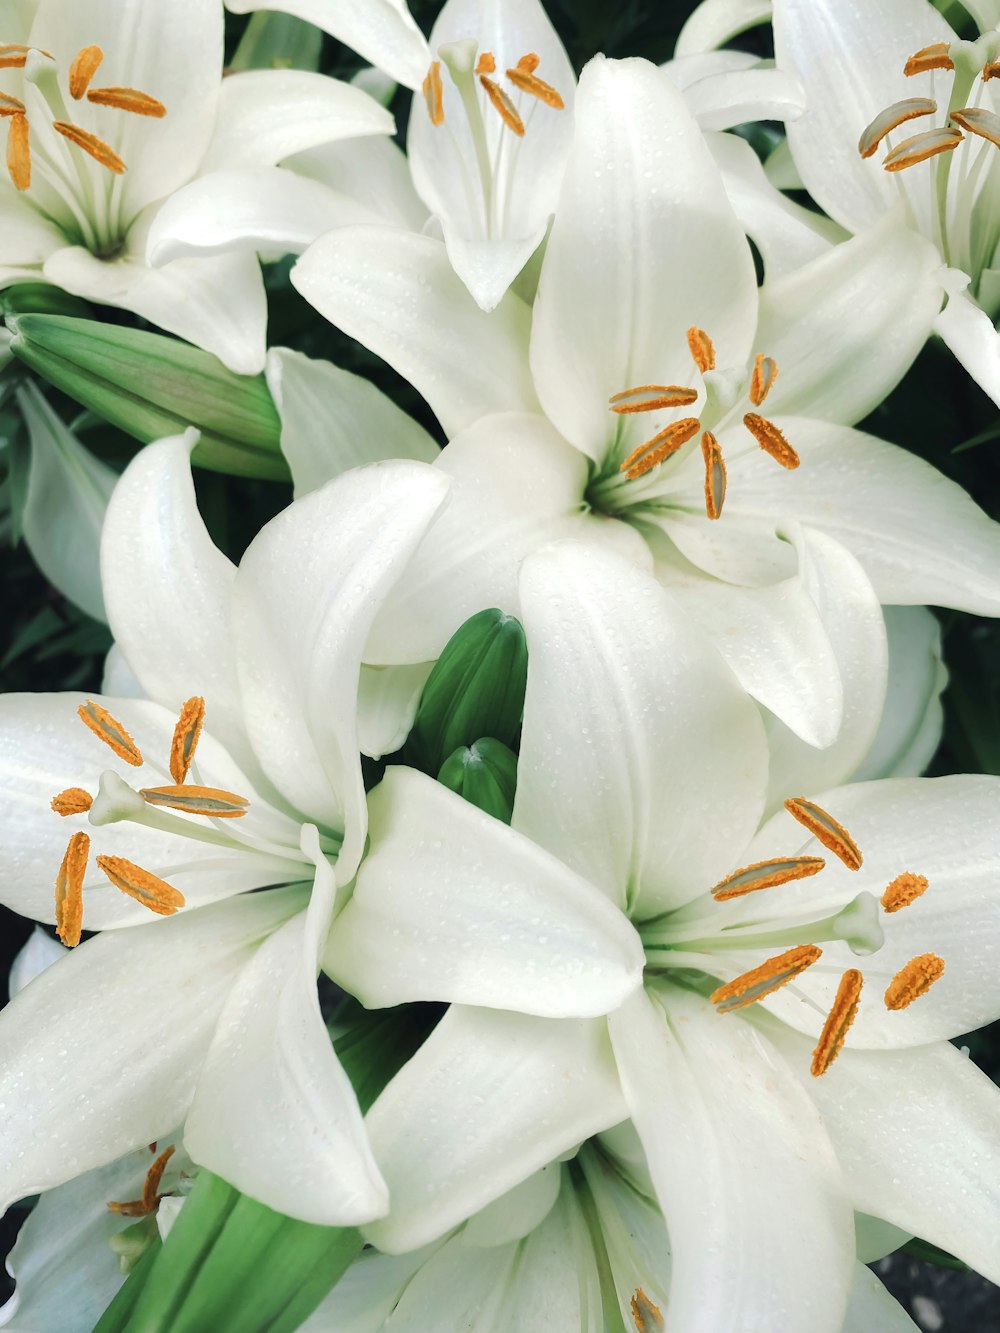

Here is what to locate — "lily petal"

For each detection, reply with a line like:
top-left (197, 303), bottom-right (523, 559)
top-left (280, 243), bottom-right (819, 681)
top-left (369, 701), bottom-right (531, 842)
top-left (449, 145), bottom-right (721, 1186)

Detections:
top-left (0, 181), bottom-right (63, 281)
top-left (669, 52), bottom-right (806, 129)
top-left (676, 0), bottom-right (773, 57)
top-left (356, 663), bottom-right (432, 759)
top-left (286, 135), bottom-right (428, 231)
top-left (933, 270), bottom-right (1000, 409)
top-left (855, 607), bottom-right (945, 781)
top-left (845, 1264), bottom-right (921, 1332)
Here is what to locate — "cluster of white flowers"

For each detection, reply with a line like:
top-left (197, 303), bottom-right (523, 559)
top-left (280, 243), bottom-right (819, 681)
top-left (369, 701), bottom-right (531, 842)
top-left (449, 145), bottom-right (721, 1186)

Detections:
top-left (2, 0), bottom-right (1000, 1328)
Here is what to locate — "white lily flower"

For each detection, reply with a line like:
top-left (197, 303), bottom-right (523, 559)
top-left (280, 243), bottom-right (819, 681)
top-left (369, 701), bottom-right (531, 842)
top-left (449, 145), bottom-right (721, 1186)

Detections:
top-left (0, 0), bottom-right (395, 372)
top-left (339, 541), bottom-right (1000, 1329)
top-left (770, 0), bottom-right (1000, 405)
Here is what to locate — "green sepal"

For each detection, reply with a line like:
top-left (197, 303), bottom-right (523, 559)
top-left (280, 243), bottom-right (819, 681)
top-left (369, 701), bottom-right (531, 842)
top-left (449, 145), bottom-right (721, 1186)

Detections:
top-left (403, 608), bottom-right (528, 775)
top-left (6, 315), bottom-right (288, 481)
top-left (438, 738), bottom-right (518, 823)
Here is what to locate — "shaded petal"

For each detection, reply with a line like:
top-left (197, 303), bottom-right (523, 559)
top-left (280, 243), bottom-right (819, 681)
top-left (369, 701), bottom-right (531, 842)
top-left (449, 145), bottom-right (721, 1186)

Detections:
top-left (855, 607), bottom-right (945, 781)
top-left (669, 52), bottom-right (806, 129)
top-left (0, 182), bottom-right (63, 275)
top-left (8, 926), bottom-right (65, 999)
top-left (356, 662), bottom-right (431, 759)
top-left (514, 541), bottom-right (768, 917)
top-left (286, 135), bottom-right (428, 231)
top-left (266, 346), bottom-right (438, 500)
top-left (676, 0), bottom-right (773, 57)
top-left (0, 887), bottom-right (305, 1210)
top-left (326, 767), bottom-right (644, 1016)
top-left (299, 1245), bottom-right (440, 1333)
top-left (933, 271), bottom-right (1000, 409)
top-left (609, 984), bottom-right (854, 1333)
top-left (364, 1006), bottom-right (627, 1252)
top-left (844, 1264), bottom-right (921, 1333)
top-left (293, 228), bottom-right (537, 436)
top-left (530, 55), bottom-right (758, 465)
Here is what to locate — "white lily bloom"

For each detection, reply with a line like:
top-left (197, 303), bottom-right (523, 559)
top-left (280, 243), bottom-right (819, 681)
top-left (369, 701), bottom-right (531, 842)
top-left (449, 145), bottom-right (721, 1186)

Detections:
top-left (0, 0), bottom-right (395, 372)
top-left (337, 541), bottom-right (1000, 1330)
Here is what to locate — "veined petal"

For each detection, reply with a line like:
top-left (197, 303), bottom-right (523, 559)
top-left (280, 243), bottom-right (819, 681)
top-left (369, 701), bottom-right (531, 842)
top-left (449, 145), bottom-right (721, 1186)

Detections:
top-left (933, 271), bottom-right (1000, 409)
top-left (844, 1265), bottom-right (921, 1333)
top-left (292, 229), bottom-right (538, 437)
top-left (356, 663), bottom-right (432, 760)
top-left (0, 181), bottom-right (63, 274)
top-left (0, 887), bottom-right (305, 1211)
top-left (364, 1006), bottom-right (627, 1252)
top-left (530, 55), bottom-right (758, 465)
top-left (325, 767), bottom-right (645, 1017)
top-left (298, 1245), bottom-right (441, 1333)
top-left (515, 541), bottom-right (768, 917)
top-left (184, 827), bottom-right (387, 1225)
top-left (855, 607), bottom-right (945, 781)
top-left (609, 984), bottom-right (855, 1333)
top-left (265, 346), bottom-right (438, 500)
top-left (232, 461), bottom-right (450, 876)
top-left (676, 0), bottom-right (773, 58)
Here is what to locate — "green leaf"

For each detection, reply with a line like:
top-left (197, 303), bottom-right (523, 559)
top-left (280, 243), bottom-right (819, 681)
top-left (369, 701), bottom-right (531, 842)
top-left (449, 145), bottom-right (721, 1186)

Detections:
top-left (438, 738), bottom-right (518, 823)
top-left (229, 10), bottom-right (323, 71)
top-left (900, 1236), bottom-right (969, 1271)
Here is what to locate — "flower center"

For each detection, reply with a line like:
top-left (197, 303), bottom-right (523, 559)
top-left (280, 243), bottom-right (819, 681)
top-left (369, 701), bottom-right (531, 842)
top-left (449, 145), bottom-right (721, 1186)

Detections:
top-left (107, 1143), bottom-right (177, 1218)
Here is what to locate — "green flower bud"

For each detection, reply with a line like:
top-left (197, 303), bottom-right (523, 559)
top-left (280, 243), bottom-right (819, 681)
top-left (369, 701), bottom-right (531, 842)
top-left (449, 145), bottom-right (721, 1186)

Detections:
top-left (6, 315), bottom-right (287, 481)
top-left (403, 608), bottom-right (528, 774)
top-left (438, 738), bottom-right (518, 824)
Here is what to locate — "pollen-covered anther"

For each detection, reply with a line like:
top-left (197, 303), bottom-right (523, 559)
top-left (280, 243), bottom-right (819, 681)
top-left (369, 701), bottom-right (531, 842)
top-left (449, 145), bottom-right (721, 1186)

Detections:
top-left (0, 92), bottom-right (25, 117)
top-left (884, 952), bottom-right (945, 1010)
top-left (621, 417), bottom-right (701, 480)
top-left (701, 431), bottom-right (727, 520)
top-left (69, 44), bottom-right (103, 99)
top-left (950, 107), bottom-right (1000, 150)
top-left (6, 113), bottom-right (30, 190)
top-left (0, 44), bottom-right (33, 70)
top-left (475, 51), bottom-right (497, 75)
top-left (170, 695), bottom-right (206, 784)
top-left (86, 86), bottom-right (166, 118)
top-left (687, 325), bottom-right (716, 373)
top-left (881, 871), bottom-right (928, 913)
top-left (479, 72), bottom-right (525, 135)
top-left (711, 854), bottom-right (826, 902)
top-left (883, 126), bottom-right (963, 172)
top-left (858, 97), bottom-right (936, 158)
top-left (506, 53), bottom-right (564, 109)
top-left (423, 60), bottom-right (445, 125)
top-left (51, 787), bottom-right (93, 817)
top-left (77, 700), bottom-right (143, 766)
top-left (630, 1288), bottom-right (665, 1333)
top-left (749, 353), bottom-right (779, 405)
top-left (984, 60), bottom-right (1000, 81)
top-left (784, 797), bottom-right (863, 870)
top-left (52, 121), bottom-right (126, 174)
top-left (108, 1145), bottom-right (176, 1217)
top-left (811, 968), bottom-right (863, 1076)
top-left (55, 830), bottom-right (89, 948)
top-left (743, 413), bottom-right (800, 469)
top-left (903, 41), bottom-right (954, 76)
top-left (711, 944), bottom-right (823, 1014)
top-left (96, 855), bottom-right (185, 915)
top-left (139, 784), bottom-right (249, 819)
top-left (609, 384), bottom-right (699, 414)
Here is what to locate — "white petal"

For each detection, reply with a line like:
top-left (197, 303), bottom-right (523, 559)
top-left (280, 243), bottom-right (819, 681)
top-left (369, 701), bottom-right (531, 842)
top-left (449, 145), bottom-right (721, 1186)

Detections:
top-left (364, 1006), bottom-right (627, 1252)
top-left (676, 0), bottom-right (773, 57)
top-left (18, 382), bottom-right (116, 623)
top-left (844, 1264), bottom-right (921, 1333)
top-left (671, 56), bottom-right (806, 130)
top-left (855, 1214), bottom-right (911, 1264)
top-left (226, 0), bottom-right (429, 90)
top-left (325, 767), bottom-right (644, 1016)
top-left (855, 607), bottom-right (945, 781)
top-left (514, 541), bottom-right (768, 917)
top-left (101, 644), bottom-right (143, 699)
top-left (200, 69), bottom-right (394, 171)
top-left (530, 55), bottom-right (758, 465)
top-left (0, 887), bottom-right (305, 1210)
top-left (265, 346), bottom-right (438, 500)
top-left (292, 228), bottom-right (538, 437)
top-left (299, 1245), bottom-right (440, 1333)
top-left (461, 1164), bottom-right (561, 1247)
top-left (0, 182), bottom-right (63, 273)
top-left (232, 461), bottom-right (450, 875)
top-left (756, 213), bottom-right (945, 426)
top-left (356, 662), bottom-right (432, 759)
top-left (933, 270), bottom-right (1000, 409)
top-left (608, 984), bottom-right (855, 1333)
top-left (286, 135), bottom-right (428, 231)
top-left (184, 827), bottom-right (387, 1225)
top-left (366, 412), bottom-right (648, 665)
top-left (8, 926), bottom-right (66, 999)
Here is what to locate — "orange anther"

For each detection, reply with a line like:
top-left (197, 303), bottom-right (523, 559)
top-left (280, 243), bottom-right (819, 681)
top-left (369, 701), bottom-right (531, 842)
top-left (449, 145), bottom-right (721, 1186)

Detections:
top-left (108, 1145), bottom-right (176, 1217)
top-left (423, 60), bottom-right (444, 126)
top-left (743, 413), bottom-right (800, 469)
top-left (701, 430), bottom-right (727, 520)
top-left (810, 968), bottom-right (863, 1076)
top-left (884, 953), bottom-right (945, 1010)
top-left (6, 113), bottom-right (30, 190)
top-left (749, 353), bottom-right (779, 406)
top-left (0, 44), bottom-right (32, 70)
top-left (687, 326), bottom-right (716, 373)
top-left (609, 384), bottom-right (699, 414)
top-left (506, 63), bottom-right (564, 109)
top-left (475, 51), bottom-right (496, 75)
top-left (55, 831), bottom-right (89, 948)
top-left (170, 696), bottom-right (205, 784)
top-left (621, 417), bottom-right (701, 480)
top-left (858, 97), bottom-right (936, 159)
top-left (86, 86), bottom-right (166, 118)
top-left (77, 700), bottom-right (143, 766)
top-left (0, 92), bottom-right (25, 117)
top-left (630, 1288), bottom-right (665, 1332)
top-left (479, 74), bottom-right (525, 135)
top-left (139, 784), bottom-right (249, 819)
top-left (51, 787), bottom-right (93, 817)
top-left (69, 44), bottom-right (103, 99)
top-left (710, 855), bottom-right (826, 902)
top-left (881, 872), bottom-right (928, 914)
top-left (784, 797), bottom-right (862, 870)
top-left (711, 944), bottom-right (822, 1014)
top-left (883, 126), bottom-right (963, 171)
top-left (95, 856), bottom-right (185, 916)
top-left (904, 41), bottom-right (954, 76)
top-left (52, 122), bottom-right (126, 174)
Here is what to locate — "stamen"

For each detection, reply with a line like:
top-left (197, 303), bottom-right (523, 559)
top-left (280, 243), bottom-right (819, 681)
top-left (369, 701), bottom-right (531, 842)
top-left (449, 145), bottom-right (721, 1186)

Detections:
top-left (515, 53), bottom-right (540, 74)
top-left (95, 856), bottom-right (185, 915)
top-left (609, 384), bottom-right (699, 414)
top-left (620, 417), bottom-right (701, 480)
top-left (52, 122), bottom-right (126, 174)
top-left (479, 74), bottom-right (525, 136)
top-left (108, 1145), bottom-right (176, 1217)
top-left (0, 44), bottom-right (32, 70)
top-left (701, 430), bottom-right (727, 520)
top-left (711, 944), bottom-right (822, 1014)
top-left (884, 953), bottom-right (945, 1010)
top-left (0, 92), bottom-right (25, 117)
top-left (687, 326), bottom-right (716, 373)
top-left (784, 797), bottom-right (863, 870)
top-left (139, 784), bottom-right (249, 819)
top-left (903, 41), bottom-right (954, 76)
top-left (881, 871), bottom-right (928, 914)
top-left (506, 61), bottom-right (564, 109)
top-left (950, 107), bottom-right (1000, 150)
top-left (857, 97), bottom-right (936, 159)
top-left (984, 60), bottom-right (1000, 81)
top-left (710, 855), bottom-right (826, 902)
top-left (7, 114), bottom-right (30, 190)
top-left (742, 413), bottom-right (800, 469)
top-left (86, 86), bottom-right (166, 118)
top-left (811, 969), bottom-right (863, 1076)
top-left (55, 831), bottom-right (89, 948)
top-left (69, 44), bottom-right (103, 99)
top-left (77, 701), bottom-right (143, 766)
top-left (882, 127), bottom-right (963, 172)
top-left (170, 696), bottom-right (205, 784)
top-left (475, 52), bottom-right (497, 75)
top-left (423, 60), bottom-right (444, 126)
top-left (749, 353), bottom-right (779, 405)
top-left (630, 1289), bottom-right (665, 1333)
top-left (51, 787), bottom-right (93, 817)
